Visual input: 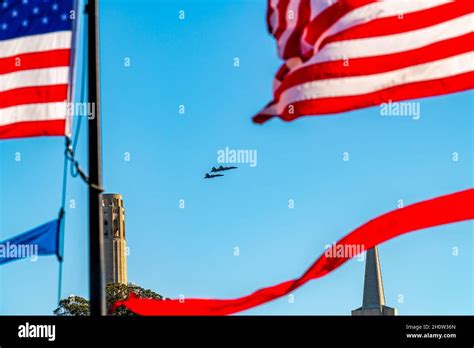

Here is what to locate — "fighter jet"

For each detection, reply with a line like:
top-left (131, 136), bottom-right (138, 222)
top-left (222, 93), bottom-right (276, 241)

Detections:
top-left (204, 173), bottom-right (224, 179)
top-left (211, 165), bottom-right (238, 173)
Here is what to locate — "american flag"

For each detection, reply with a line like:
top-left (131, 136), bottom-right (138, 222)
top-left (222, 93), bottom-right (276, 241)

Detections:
top-left (0, 0), bottom-right (75, 139)
top-left (254, 0), bottom-right (474, 124)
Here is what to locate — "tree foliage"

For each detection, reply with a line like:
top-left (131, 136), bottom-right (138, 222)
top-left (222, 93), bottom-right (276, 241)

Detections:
top-left (106, 283), bottom-right (164, 316)
top-left (53, 295), bottom-right (90, 316)
top-left (54, 283), bottom-right (164, 316)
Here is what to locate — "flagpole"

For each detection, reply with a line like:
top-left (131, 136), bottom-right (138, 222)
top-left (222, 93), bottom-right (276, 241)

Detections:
top-left (87, 0), bottom-right (106, 316)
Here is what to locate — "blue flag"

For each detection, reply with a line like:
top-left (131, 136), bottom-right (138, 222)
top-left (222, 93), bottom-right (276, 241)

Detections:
top-left (0, 219), bottom-right (61, 265)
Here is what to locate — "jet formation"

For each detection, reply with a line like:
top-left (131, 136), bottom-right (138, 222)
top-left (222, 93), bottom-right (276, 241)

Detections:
top-left (204, 166), bottom-right (238, 179)
top-left (211, 165), bottom-right (238, 173)
top-left (204, 173), bottom-right (224, 179)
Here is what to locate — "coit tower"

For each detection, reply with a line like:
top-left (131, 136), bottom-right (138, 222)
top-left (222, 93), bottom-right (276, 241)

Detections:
top-left (102, 193), bottom-right (127, 285)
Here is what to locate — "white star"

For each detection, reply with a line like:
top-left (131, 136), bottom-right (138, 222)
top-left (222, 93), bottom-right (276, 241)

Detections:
top-left (52, 3), bottom-right (58, 11)
top-left (1, 23), bottom-right (7, 30)
top-left (22, 19), bottom-right (28, 27)
top-left (11, 9), bottom-right (18, 17)
top-left (42, 16), bottom-right (48, 24)
top-left (33, 6), bottom-right (39, 14)
top-left (61, 13), bottom-right (68, 21)
top-left (22, 0), bottom-right (28, 4)
top-left (2, 1), bottom-right (8, 9)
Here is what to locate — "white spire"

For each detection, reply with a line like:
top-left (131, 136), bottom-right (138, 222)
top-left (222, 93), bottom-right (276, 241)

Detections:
top-left (362, 246), bottom-right (386, 308)
top-left (352, 246), bottom-right (397, 316)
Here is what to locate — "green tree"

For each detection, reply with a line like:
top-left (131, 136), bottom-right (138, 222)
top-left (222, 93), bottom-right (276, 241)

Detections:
top-left (106, 283), bottom-right (164, 316)
top-left (54, 283), bottom-right (164, 316)
top-left (53, 295), bottom-right (90, 316)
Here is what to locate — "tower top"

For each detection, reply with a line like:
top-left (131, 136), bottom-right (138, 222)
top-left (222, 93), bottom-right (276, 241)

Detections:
top-left (103, 193), bottom-right (122, 197)
top-left (102, 193), bottom-right (127, 285)
top-left (102, 193), bottom-right (123, 207)
top-left (362, 246), bottom-right (386, 308)
top-left (352, 246), bottom-right (397, 316)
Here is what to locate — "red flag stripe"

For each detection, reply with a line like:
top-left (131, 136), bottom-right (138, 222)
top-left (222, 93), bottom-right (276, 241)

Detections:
top-left (0, 29), bottom-right (73, 138)
top-left (309, 14), bottom-right (472, 66)
top-left (255, 71), bottom-right (474, 124)
top-left (273, 33), bottom-right (474, 101)
top-left (259, 50), bottom-right (472, 117)
top-left (280, 0), bottom-right (311, 59)
top-left (0, 120), bottom-right (66, 140)
top-left (301, 0), bottom-right (376, 58)
top-left (281, 9), bottom-right (473, 86)
top-left (274, 0), bottom-right (291, 40)
top-left (301, 0), bottom-right (457, 59)
top-left (114, 188), bottom-right (474, 315)
top-left (255, 0), bottom-right (474, 123)
top-left (0, 49), bottom-right (71, 75)
top-left (0, 85), bottom-right (68, 109)
top-left (319, 1), bottom-right (473, 44)
top-left (269, 0), bottom-right (453, 60)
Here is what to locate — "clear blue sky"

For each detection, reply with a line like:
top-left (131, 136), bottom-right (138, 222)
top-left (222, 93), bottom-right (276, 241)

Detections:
top-left (0, 0), bottom-right (473, 315)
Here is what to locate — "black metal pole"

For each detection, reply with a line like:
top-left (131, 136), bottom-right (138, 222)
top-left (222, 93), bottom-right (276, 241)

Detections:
top-left (87, 0), bottom-right (105, 316)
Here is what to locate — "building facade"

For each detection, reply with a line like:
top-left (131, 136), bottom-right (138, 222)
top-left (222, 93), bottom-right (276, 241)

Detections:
top-left (102, 193), bottom-right (127, 285)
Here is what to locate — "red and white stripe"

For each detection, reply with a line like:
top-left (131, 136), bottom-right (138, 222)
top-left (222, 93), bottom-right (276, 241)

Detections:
top-left (0, 31), bottom-right (73, 139)
top-left (254, 0), bottom-right (474, 123)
